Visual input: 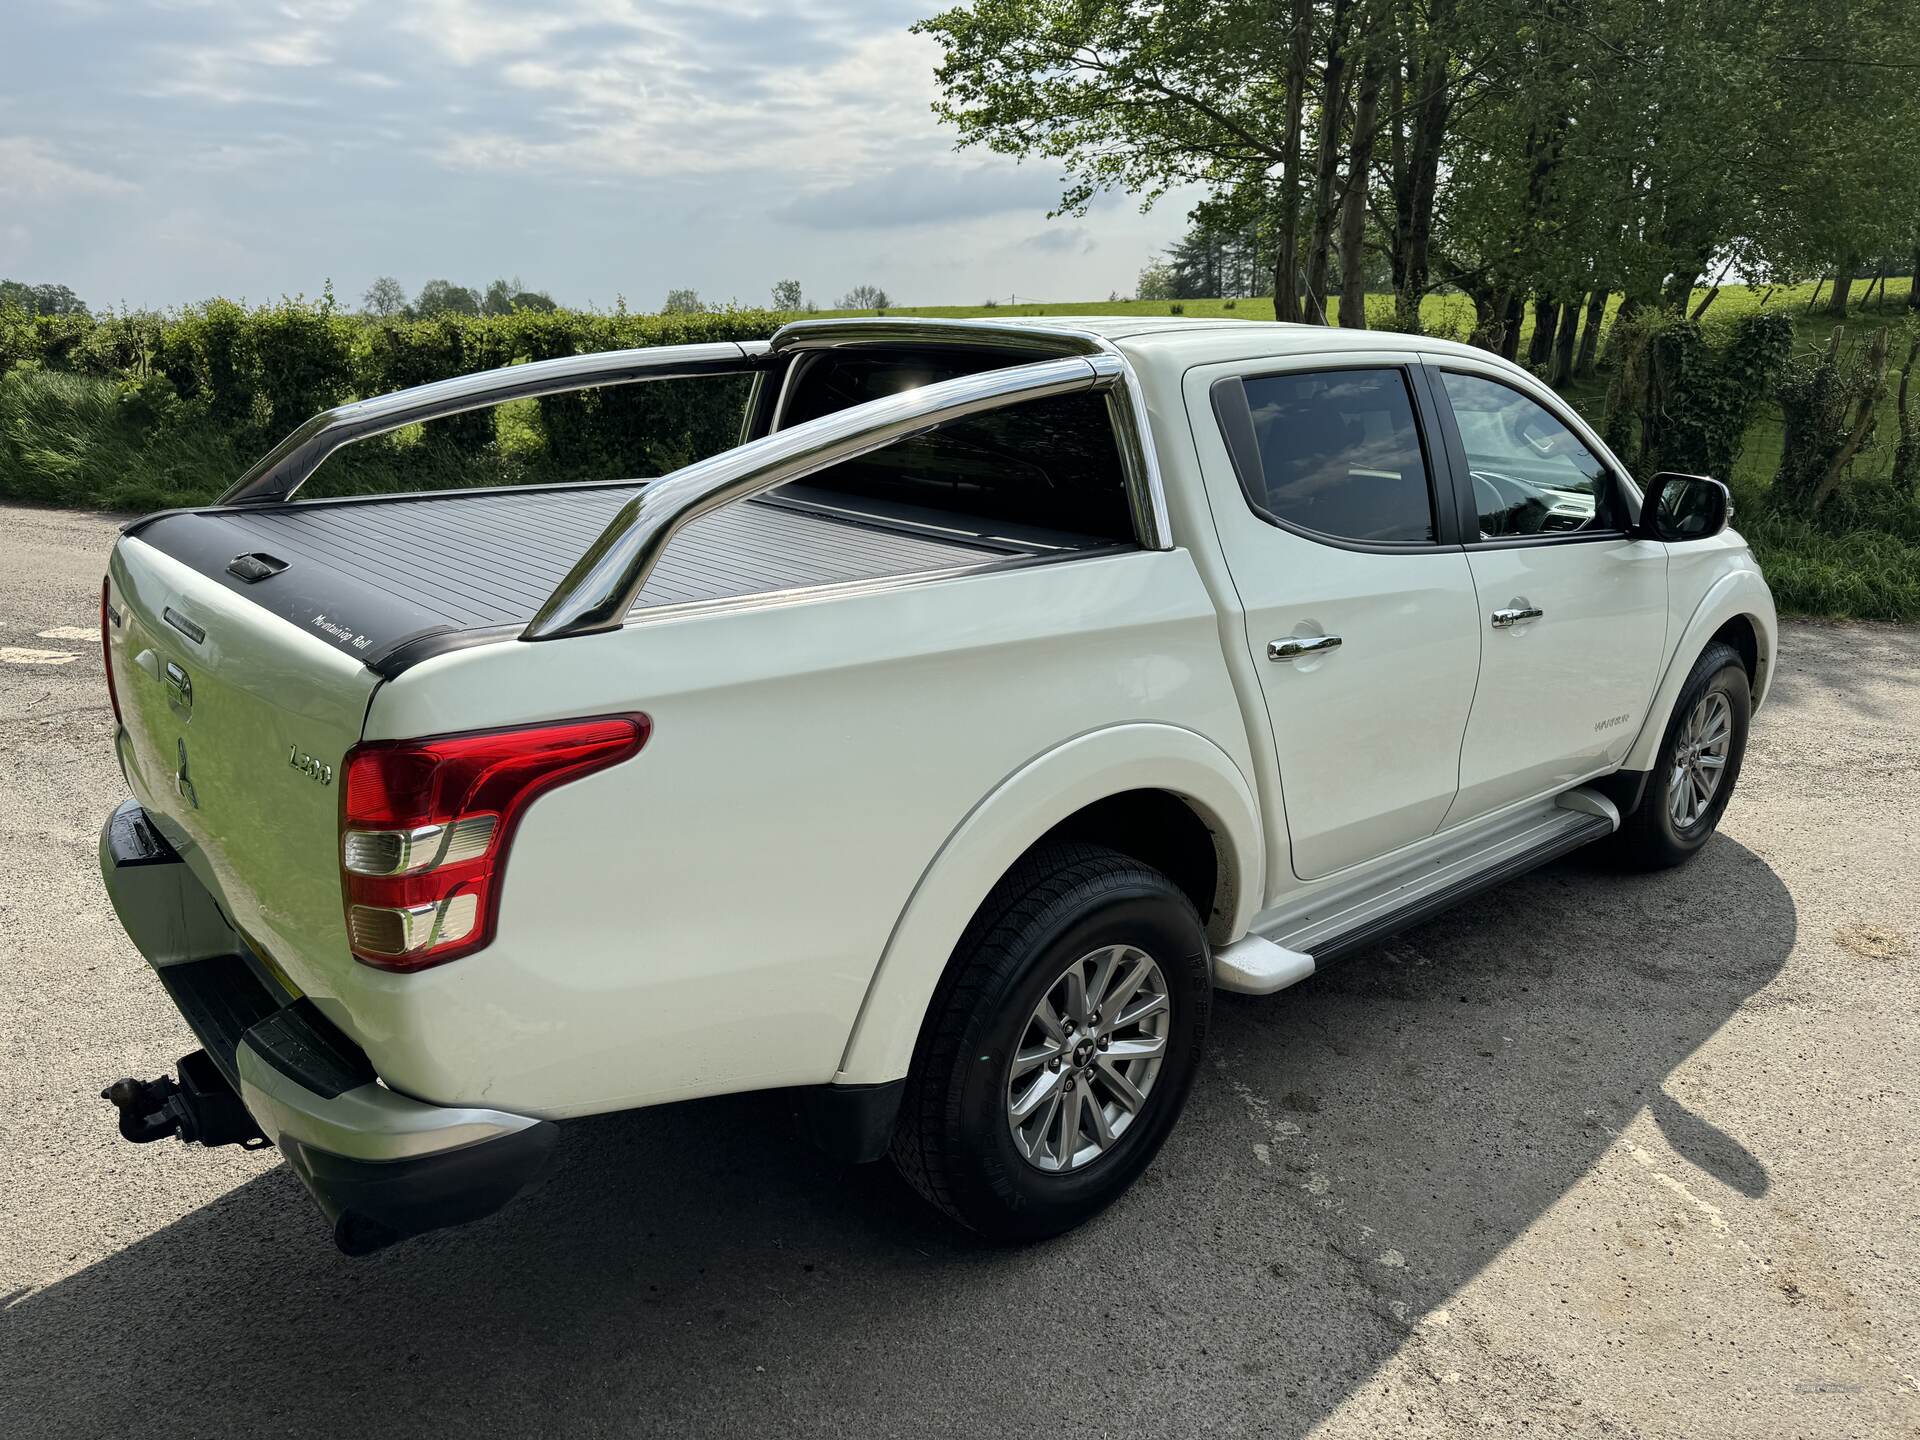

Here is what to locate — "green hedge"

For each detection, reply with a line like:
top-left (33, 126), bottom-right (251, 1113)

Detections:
top-left (0, 298), bottom-right (781, 507)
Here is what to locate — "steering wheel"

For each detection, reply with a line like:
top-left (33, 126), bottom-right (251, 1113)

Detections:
top-left (1472, 469), bottom-right (1535, 537)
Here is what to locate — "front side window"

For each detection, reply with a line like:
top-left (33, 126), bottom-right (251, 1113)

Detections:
top-left (1236, 368), bottom-right (1435, 544)
top-left (1439, 371), bottom-right (1623, 539)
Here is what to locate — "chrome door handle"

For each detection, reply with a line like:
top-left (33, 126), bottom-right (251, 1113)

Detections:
top-left (1268, 634), bottom-right (1343, 661)
top-left (1490, 607), bottom-right (1544, 628)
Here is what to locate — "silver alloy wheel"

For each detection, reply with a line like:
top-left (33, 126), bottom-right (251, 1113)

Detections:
top-left (1669, 690), bottom-right (1733, 829)
top-left (1006, 944), bottom-right (1171, 1173)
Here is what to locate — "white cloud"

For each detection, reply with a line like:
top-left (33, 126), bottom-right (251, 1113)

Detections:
top-left (778, 162), bottom-right (1065, 230)
top-left (438, 27), bottom-right (946, 183)
top-left (0, 138), bottom-right (136, 198)
top-left (2, 1), bottom-right (1196, 308)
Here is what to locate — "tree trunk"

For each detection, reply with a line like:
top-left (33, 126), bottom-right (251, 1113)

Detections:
top-left (1893, 334), bottom-right (1919, 492)
top-left (1600, 295), bottom-right (1640, 370)
top-left (1304, 0), bottom-right (1357, 325)
top-left (1337, 49), bottom-right (1383, 329)
top-left (1498, 295), bottom-right (1525, 361)
top-left (1575, 287), bottom-right (1607, 376)
top-left (1661, 264), bottom-right (1702, 313)
top-left (1549, 298), bottom-right (1580, 386)
top-left (1688, 260), bottom-right (1732, 321)
top-left (1275, 0), bottom-right (1315, 323)
top-left (1527, 296), bottom-right (1560, 369)
top-left (1825, 254), bottom-right (1858, 317)
top-left (1909, 244), bottom-right (1919, 311)
top-left (1393, 0), bottom-right (1453, 332)
top-left (1474, 289), bottom-right (1509, 351)
top-left (1809, 326), bottom-right (1890, 513)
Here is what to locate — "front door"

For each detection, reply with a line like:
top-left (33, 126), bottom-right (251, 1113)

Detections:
top-left (1425, 363), bottom-right (1668, 825)
top-left (1190, 359), bottom-right (1483, 881)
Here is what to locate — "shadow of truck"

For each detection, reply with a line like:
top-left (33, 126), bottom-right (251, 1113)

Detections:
top-left (1, 834), bottom-right (1794, 1438)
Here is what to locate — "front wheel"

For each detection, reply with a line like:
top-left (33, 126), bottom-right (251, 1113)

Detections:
top-left (1612, 640), bottom-right (1751, 870)
top-left (891, 845), bottom-right (1211, 1240)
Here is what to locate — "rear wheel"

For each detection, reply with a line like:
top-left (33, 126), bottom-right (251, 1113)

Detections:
top-left (1612, 640), bottom-right (1751, 870)
top-left (891, 845), bottom-right (1210, 1240)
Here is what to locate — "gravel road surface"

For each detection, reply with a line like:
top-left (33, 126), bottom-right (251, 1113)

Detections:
top-left (2, 501), bottom-right (1915, 1437)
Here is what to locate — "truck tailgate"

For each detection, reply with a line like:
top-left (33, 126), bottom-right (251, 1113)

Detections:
top-left (107, 535), bottom-right (378, 1013)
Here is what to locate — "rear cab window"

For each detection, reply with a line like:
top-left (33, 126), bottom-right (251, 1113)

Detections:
top-left (1211, 367), bottom-right (1439, 546)
top-left (772, 348), bottom-right (1136, 548)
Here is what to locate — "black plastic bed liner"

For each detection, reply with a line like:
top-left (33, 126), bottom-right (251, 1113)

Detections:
top-left (127, 481), bottom-right (1083, 672)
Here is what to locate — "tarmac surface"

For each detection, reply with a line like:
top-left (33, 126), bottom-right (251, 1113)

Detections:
top-left (2, 500), bottom-right (1915, 1436)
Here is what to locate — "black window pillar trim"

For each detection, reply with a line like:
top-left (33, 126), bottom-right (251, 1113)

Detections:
top-left (1417, 359), bottom-right (1488, 545)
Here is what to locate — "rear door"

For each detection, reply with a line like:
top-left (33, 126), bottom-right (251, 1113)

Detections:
top-left (1424, 360), bottom-right (1667, 826)
top-left (1189, 355), bottom-right (1482, 880)
top-left (108, 535), bottom-right (378, 1011)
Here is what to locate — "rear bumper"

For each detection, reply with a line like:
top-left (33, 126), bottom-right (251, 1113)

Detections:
top-left (99, 799), bottom-right (557, 1252)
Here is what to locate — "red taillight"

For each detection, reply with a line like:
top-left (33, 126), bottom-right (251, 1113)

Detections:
top-left (339, 714), bottom-right (649, 971)
top-left (101, 576), bottom-right (123, 725)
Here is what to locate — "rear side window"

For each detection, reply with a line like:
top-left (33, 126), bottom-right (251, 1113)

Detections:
top-left (783, 360), bottom-right (1136, 545)
top-left (1228, 368), bottom-right (1435, 544)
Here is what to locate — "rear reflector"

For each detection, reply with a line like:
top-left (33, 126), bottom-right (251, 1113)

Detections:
top-left (339, 714), bottom-right (649, 971)
top-left (101, 576), bottom-right (123, 726)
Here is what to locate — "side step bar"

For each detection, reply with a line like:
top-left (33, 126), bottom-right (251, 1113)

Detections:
top-left (1212, 935), bottom-right (1315, 996)
top-left (1213, 788), bottom-right (1617, 990)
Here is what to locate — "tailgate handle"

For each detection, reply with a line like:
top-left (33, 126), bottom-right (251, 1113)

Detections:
top-left (163, 661), bottom-right (192, 709)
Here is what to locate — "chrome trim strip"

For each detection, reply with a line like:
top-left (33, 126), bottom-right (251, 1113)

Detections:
top-left (218, 340), bottom-right (772, 506)
top-left (521, 353), bottom-right (1114, 640)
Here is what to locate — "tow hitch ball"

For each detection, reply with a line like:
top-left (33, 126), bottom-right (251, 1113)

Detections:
top-left (102, 1050), bottom-right (268, 1149)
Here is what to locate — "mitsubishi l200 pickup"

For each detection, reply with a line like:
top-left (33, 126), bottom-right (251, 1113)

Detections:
top-left (96, 317), bottom-right (1775, 1253)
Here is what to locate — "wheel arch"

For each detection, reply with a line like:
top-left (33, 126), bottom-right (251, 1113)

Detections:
top-left (833, 723), bottom-right (1264, 1086)
top-left (1624, 568), bottom-right (1778, 773)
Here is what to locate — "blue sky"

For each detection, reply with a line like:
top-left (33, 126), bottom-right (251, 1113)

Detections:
top-left (0, 0), bottom-right (1197, 311)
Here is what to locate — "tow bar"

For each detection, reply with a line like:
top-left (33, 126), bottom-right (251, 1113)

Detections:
top-left (102, 1049), bottom-right (268, 1148)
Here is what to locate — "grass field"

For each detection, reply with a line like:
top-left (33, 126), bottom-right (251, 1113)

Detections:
top-left (819, 277), bottom-right (1917, 495)
top-left (3, 278), bottom-right (1915, 617)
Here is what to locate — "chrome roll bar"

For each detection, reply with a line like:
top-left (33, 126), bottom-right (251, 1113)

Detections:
top-left (217, 341), bottom-right (770, 506)
top-left (521, 353), bottom-right (1122, 641)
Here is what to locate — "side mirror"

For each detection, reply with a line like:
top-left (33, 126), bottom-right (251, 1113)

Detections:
top-left (1636, 472), bottom-right (1731, 542)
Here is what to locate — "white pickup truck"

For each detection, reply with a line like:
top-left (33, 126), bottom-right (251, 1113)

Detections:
top-left (98, 316), bottom-right (1776, 1253)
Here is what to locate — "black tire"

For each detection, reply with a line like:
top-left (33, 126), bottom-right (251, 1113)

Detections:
top-left (891, 844), bottom-right (1210, 1240)
top-left (1612, 640), bottom-right (1751, 870)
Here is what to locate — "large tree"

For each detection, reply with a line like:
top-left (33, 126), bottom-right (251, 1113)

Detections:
top-left (0, 279), bottom-right (89, 316)
top-left (413, 279), bottom-right (481, 318)
top-left (916, 0), bottom-right (1319, 322)
top-left (918, 0), bottom-right (1919, 337)
top-left (916, 0), bottom-right (1509, 328)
